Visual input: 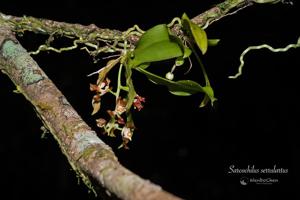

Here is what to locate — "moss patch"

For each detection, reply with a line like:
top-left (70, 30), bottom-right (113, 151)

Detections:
top-left (2, 40), bottom-right (45, 85)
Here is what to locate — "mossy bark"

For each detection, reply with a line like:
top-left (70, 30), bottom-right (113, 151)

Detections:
top-left (0, 0), bottom-right (255, 46)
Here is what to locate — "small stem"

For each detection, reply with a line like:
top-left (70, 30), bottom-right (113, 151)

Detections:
top-left (120, 86), bottom-right (129, 91)
top-left (190, 44), bottom-right (211, 86)
top-left (115, 127), bottom-right (123, 131)
top-left (108, 89), bottom-right (117, 96)
top-left (168, 17), bottom-right (182, 27)
top-left (115, 63), bottom-right (123, 100)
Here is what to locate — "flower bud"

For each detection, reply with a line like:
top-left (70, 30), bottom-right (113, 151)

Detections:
top-left (165, 72), bottom-right (174, 80)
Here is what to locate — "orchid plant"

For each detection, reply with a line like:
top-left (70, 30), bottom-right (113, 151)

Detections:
top-left (89, 13), bottom-right (219, 148)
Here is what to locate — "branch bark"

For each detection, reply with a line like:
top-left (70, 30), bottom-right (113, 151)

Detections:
top-left (0, 0), bottom-right (268, 199)
top-left (0, 0), bottom-right (254, 47)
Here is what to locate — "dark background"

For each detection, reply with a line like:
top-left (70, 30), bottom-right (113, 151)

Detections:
top-left (1, 0), bottom-right (299, 199)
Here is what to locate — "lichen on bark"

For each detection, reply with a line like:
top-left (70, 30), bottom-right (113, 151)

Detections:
top-left (2, 40), bottom-right (45, 85)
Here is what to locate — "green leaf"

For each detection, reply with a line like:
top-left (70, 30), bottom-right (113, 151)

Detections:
top-left (208, 39), bottom-right (220, 46)
top-left (136, 68), bottom-right (206, 96)
top-left (137, 63), bottom-right (150, 70)
top-left (199, 94), bottom-right (210, 108)
top-left (128, 41), bottom-right (183, 68)
top-left (136, 68), bottom-right (216, 106)
top-left (190, 23), bottom-right (207, 54)
top-left (169, 80), bottom-right (205, 96)
top-left (127, 24), bottom-right (185, 68)
top-left (200, 86), bottom-right (217, 107)
top-left (182, 13), bottom-right (208, 54)
top-left (135, 24), bottom-right (170, 51)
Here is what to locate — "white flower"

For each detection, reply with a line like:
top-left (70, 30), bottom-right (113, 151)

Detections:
top-left (121, 126), bottom-right (133, 141)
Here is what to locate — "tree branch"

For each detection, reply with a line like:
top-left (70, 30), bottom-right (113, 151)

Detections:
top-left (0, 0), bottom-right (276, 199)
top-left (0, 0), bottom-right (256, 47)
